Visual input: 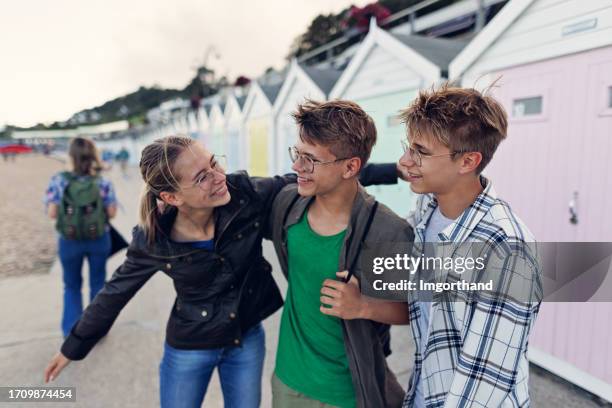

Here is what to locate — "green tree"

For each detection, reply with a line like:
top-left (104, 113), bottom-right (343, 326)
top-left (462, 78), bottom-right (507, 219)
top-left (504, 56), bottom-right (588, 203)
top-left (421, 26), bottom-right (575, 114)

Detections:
top-left (183, 65), bottom-right (218, 99)
top-left (287, 12), bottom-right (347, 59)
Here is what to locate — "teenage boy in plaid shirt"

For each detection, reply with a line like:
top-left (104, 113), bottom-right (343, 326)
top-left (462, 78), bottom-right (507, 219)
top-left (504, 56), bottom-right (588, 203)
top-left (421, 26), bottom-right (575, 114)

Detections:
top-left (333, 84), bottom-right (542, 407)
top-left (396, 85), bottom-right (542, 407)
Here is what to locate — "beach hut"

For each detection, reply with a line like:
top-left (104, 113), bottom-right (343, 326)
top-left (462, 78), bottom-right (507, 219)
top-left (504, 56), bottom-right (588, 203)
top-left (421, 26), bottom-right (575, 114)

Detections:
top-left (167, 111), bottom-right (185, 136)
top-left (191, 105), bottom-right (210, 144)
top-left (195, 101), bottom-right (214, 148)
top-left (224, 92), bottom-right (247, 172)
top-left (170, 103), bottom-right (209, 143)
top-left (449, 0), bottom-right (612, 401)
top-left (272, 59), bottom-right (342, 174)
top-left (242, 80), bottom-right (283, 176)
top-left (201, 106), bottom-right (212, 145)
top-left (208, 100), bottom-right (226, 156)
top-left (329, 19), bottom-right (467, 216)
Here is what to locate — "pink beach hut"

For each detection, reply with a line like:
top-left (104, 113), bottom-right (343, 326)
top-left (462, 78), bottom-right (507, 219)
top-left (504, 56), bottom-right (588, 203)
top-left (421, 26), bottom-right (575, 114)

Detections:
top-left (450, 0), bottom-right (612, 401)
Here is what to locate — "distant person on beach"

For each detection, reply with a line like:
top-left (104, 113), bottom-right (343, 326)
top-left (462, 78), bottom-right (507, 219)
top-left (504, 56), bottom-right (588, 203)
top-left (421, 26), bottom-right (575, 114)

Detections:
top-left (43, 137), bottom-right (118, 337)
top-left (43, 135), bottom-right (394, 408)
top-left (116, 146), bottom-right (130, 177)
top-left (101, 149), bottom-right (115, 170)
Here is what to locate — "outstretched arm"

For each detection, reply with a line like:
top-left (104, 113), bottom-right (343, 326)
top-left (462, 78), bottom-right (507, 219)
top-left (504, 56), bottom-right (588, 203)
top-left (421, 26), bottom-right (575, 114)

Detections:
top-left (44, 230), bottom-right (159, 382)
top-left (60, 248), bottom-right (158, 360)
top-left (44, 353), bottom-right (70, 383)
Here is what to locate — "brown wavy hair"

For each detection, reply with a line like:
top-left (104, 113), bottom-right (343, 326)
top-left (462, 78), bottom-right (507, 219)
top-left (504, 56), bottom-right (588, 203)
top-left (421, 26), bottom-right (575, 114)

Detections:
top-left (398, 83), bottom-right (508, 174)
top-left (68, 137), bottom-right (103, 176)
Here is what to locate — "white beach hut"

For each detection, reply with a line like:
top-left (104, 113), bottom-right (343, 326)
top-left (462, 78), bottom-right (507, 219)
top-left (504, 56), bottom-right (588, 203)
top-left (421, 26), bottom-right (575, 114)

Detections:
top-left (272, 59), bottom-right (342, 174)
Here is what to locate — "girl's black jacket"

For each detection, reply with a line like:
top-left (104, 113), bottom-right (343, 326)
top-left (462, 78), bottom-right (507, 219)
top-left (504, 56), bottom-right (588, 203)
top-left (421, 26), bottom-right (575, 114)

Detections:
top-left (61, 165), bottom-right (398, 360)
top-left (62, 172), bottom-right (294, 359)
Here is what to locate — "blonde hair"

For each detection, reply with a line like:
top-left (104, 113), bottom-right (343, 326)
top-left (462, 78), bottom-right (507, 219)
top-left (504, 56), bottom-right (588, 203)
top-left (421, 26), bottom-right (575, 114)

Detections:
top-left (398, 83), bottom-right (508, 174)
top-left (138, 136), bottom-right (194, 244)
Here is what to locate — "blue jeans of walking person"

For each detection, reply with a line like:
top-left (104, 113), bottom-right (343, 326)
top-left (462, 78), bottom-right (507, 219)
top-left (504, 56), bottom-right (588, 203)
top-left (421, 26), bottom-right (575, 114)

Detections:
top-left (58, 232), bottom-right (111, 336)
top-left (160, 323), bottom-right (266, 408)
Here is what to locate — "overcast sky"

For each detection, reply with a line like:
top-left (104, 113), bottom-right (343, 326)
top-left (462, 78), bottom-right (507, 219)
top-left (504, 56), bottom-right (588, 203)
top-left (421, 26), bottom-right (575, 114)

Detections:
top-left (0, 0), bottom-right (370, 128)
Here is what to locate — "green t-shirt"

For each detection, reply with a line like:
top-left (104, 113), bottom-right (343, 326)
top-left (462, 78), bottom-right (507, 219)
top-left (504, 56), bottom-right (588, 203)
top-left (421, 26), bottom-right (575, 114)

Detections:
top-left (275, 210), bottom-right (356, 408)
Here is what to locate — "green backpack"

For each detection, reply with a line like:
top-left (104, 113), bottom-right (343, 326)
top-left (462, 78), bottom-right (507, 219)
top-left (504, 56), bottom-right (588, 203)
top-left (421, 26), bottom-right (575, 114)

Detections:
top-left (56, 171), bottom-right (106, 240)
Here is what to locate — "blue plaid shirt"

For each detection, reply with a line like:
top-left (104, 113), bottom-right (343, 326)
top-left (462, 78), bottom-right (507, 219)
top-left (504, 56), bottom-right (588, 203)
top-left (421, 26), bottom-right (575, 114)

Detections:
top-left (403, 176), bottom-right (542, 408)
top-left (44, 172), bottom-right (117, 208)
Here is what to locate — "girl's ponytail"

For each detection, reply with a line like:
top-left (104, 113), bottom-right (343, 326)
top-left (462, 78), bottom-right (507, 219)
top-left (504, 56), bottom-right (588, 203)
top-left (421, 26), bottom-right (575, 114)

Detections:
top-left (139, 186), bottom-right (161, 245)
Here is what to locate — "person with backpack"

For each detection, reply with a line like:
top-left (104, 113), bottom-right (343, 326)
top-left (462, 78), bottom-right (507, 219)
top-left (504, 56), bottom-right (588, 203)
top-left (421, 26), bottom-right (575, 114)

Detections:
top-left (44, 137), bottom-right (118, 338)
top-left (43, 135), bottom-right (397, 408)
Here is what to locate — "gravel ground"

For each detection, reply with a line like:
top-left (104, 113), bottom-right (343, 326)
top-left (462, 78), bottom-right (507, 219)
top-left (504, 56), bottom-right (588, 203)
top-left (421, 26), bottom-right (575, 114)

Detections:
top-left (0, 154), bottom-right (64, 278)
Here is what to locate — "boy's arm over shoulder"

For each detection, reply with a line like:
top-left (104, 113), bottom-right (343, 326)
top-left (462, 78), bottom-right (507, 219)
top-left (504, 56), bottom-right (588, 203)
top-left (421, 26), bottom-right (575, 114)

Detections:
top-left (263, 183), bottom-right (299, 241)
top-left (229, 170), bottom-right (297, 213)
top-left (359, 162), bottom-right (399, 186)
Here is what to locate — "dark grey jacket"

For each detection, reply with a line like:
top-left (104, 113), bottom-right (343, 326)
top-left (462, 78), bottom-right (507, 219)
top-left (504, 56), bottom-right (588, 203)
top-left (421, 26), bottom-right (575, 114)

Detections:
top-left (268, 183), bottom-right (414, 408)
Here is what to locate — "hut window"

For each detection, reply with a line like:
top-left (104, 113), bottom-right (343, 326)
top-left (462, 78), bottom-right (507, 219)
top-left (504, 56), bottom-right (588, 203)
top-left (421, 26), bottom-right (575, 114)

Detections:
top-left (512, 96), bottom-right (543, 117)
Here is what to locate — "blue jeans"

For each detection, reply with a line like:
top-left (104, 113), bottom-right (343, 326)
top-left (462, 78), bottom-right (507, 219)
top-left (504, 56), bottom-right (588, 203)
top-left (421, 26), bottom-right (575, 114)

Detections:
top-left (159, 323), bottom-right (265, 408)
top-left (58, 232), bottom-right (111, 336)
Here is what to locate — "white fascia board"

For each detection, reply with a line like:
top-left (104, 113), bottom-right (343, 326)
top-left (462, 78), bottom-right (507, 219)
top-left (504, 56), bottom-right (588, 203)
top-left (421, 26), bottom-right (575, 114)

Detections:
top-left (199, 107), bottom-right (210, 126)
top-left (211, 103), bottom-right (225, 128)
top-left (449, 0), bottom-right (536, 79)
top-left (223, 95), bottom-right (235, 118)
top-left (374, 24), bottom-right (442, 84)
top-left (273, 65), bottom-right (327, 122)
top-left (329, 32), bottom-right (377, 99)
top-left (294, 63), bottom-right (326, 99)
top-left (274, 60), bottom-right (325, 115)
top-left (330, 24), bottom-right (442, 98)
top-left (242, 81), bottom-right (272, 121)
top-left (198, 105), bottom-right (209, 123)
top-left (272, 60), bottom-right (300, 115)
top-left (224, 95), bottom-right (241, 126)
top-left (241, 83), bottom-right (258, 121)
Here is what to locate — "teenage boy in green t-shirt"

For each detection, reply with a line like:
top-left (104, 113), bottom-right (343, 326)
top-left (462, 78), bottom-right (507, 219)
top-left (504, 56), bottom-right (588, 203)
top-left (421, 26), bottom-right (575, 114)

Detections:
top-left (267, 100), bottom-right (414, 408)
